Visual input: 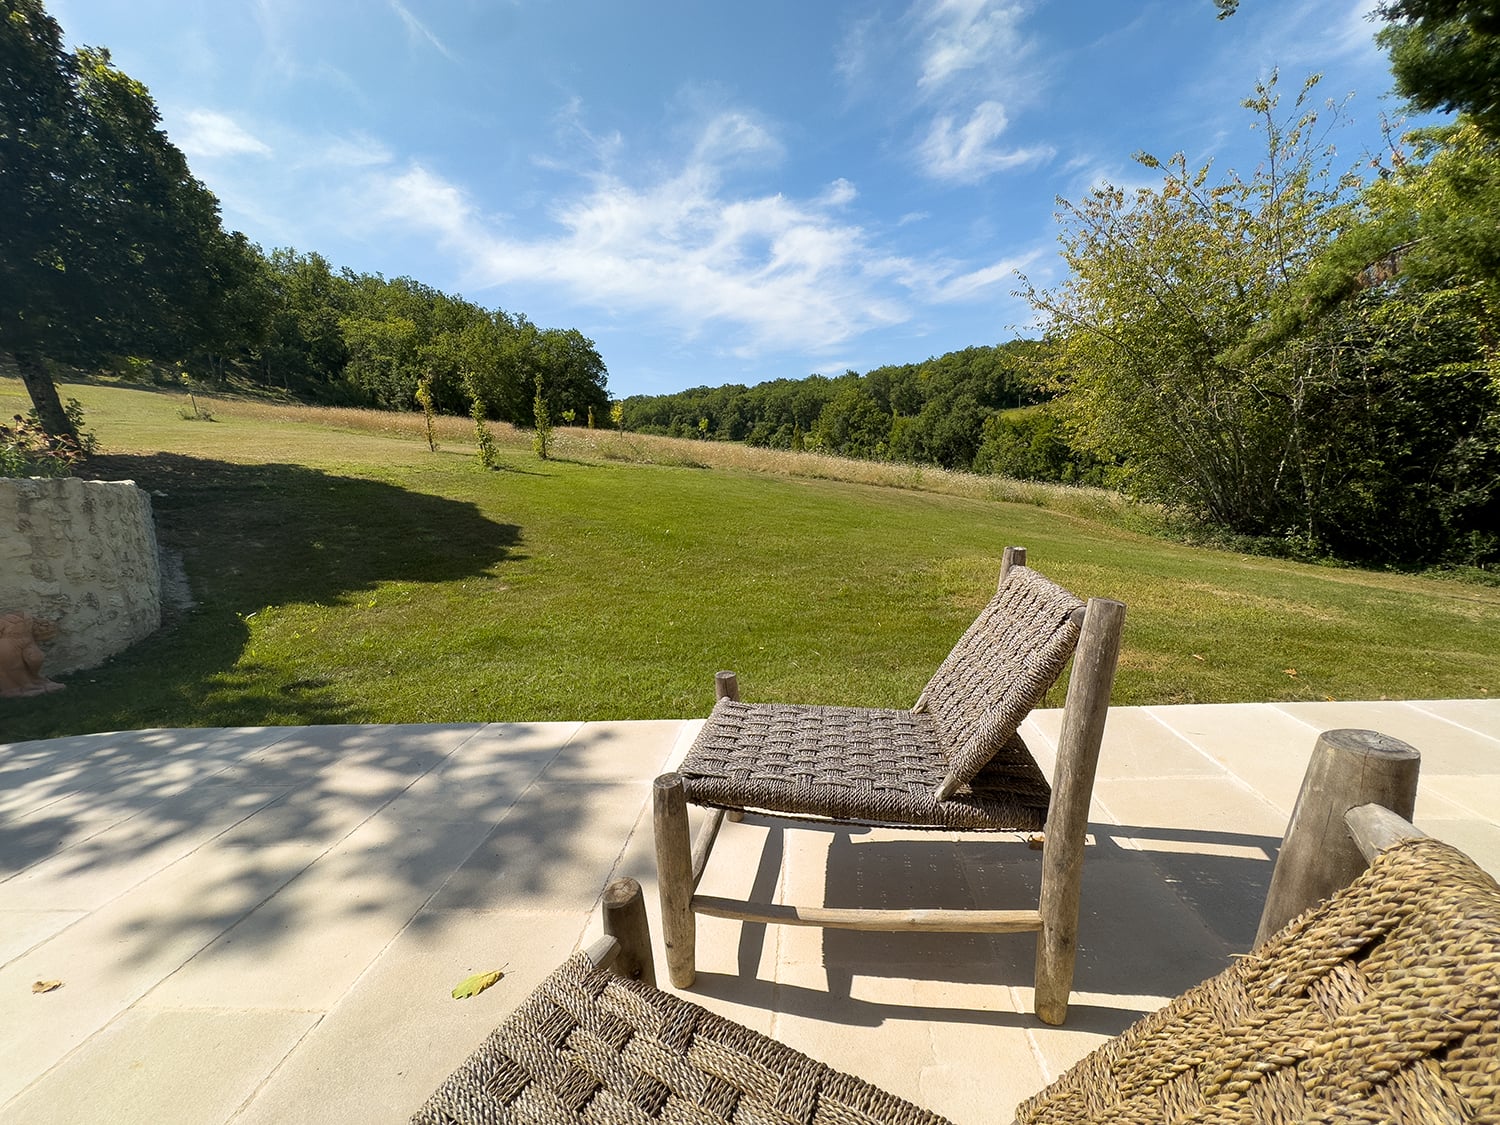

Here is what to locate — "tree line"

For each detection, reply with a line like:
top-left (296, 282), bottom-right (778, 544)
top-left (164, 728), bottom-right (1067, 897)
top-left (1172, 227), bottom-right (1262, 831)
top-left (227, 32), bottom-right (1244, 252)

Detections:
top-left (1, 0), bottom-right (608, 442)
top-left (6, 0), bottom-right (1496, 568)
top-left (212, 247), bottom-right (608, 427)
top-left (619, 341), bottom-right (1113, 486)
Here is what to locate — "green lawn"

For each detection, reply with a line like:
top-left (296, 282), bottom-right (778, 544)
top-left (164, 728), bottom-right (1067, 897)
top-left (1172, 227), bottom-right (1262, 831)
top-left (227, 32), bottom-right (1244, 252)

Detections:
top-left (3, 377), bottom-right (1496, 741)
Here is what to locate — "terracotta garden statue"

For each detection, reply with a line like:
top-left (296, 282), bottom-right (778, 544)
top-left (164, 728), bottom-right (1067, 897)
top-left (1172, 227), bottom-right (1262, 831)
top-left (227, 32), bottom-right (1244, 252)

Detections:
top-left (0, 612), bottom-right (65, 697)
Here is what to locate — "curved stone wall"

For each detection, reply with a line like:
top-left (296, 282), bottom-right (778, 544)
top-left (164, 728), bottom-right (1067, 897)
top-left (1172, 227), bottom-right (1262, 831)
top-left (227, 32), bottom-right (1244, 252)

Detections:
top-left (0, 478), bottom-right (162, 675)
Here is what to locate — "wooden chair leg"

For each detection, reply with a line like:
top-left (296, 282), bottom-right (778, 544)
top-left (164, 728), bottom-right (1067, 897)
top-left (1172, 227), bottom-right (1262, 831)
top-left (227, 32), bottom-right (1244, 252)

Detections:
top-left (1034, 596), bottom-right (1126, 1025)
top-left (653, 772), bottom-right (697, 988)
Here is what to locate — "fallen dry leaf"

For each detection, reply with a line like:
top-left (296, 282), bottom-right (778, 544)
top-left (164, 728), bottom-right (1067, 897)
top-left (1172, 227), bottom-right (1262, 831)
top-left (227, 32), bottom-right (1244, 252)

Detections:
top-left (1191, 653), bottom-right (1206, 662)
top-left (1283, 668), bottom-right (1298, 677)
top-left (32, 980), bottom-right (63, 994)
top-left (451, 969), bottom-right (504, 999)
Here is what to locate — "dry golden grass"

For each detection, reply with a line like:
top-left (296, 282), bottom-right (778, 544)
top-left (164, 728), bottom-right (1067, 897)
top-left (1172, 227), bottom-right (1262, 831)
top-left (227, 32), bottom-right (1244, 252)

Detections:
top-left (194, 394), bottom-right (1138, 526)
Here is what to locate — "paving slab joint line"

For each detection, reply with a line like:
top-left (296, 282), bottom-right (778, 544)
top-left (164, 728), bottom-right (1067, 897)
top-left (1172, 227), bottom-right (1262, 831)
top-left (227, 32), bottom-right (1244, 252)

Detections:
top-left (1020, 1015), bottom-right (1056, 1085)
top-left (1140, 707), bottom-right (1301, 809)
top-left (1139, 707), bottom-right (1229, 772)
top-left (1262, 703), bottom-right (1340, 732)
top-left (1403, 701), bottom-right (1500, 745)
top-left (223, 1010), bottom-right (328, 1125)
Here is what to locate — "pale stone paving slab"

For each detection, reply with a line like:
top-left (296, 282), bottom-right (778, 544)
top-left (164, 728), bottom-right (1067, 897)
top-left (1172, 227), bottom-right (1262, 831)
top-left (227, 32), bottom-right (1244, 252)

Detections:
top-left (0, 908), bottom-right (86, 965)
top-left (0, 1009), bottom-right (320, 1125)
top-left (0, 706), bottom-right (1495, 1125)
top-left (0, 840), bottom-right (326, 1105)
top-left (228, 911), bottom-right (588, 1125)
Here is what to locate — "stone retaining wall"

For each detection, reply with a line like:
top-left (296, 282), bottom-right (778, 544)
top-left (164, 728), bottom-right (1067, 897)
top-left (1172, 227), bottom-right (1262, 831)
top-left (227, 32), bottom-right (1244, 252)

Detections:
top-left (0, 478), bottom-right (162, 675)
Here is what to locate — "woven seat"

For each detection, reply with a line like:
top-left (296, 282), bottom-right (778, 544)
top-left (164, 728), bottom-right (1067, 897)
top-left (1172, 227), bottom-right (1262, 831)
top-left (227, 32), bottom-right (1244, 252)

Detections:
top-left (654, 546), bottom-right (1127, 1024)
top-left (413, 951), bottom-right (950, 1125)
top-left (413, 830), bottom-right (1500, 1125)
top-left (682, 701), bottom-right (1050, 830)
top-left (1017, 834), bottom-right (1500, 1124)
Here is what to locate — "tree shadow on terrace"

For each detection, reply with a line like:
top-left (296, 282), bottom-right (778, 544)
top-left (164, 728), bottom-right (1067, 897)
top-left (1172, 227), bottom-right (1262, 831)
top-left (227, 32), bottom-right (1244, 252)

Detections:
top-left (2, 452), bottom-right (521, 741)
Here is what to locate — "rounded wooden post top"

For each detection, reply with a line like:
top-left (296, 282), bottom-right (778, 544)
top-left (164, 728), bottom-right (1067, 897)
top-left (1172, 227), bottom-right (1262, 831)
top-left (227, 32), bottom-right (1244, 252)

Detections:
top-left (654, 771), bottom-right (685, 791)
top-left (603, 877), bottom-right (642, 908)
top-left (714, 671), bottom-right (740, 701)
top-left (1316, 728), bottom-right (1420, 761)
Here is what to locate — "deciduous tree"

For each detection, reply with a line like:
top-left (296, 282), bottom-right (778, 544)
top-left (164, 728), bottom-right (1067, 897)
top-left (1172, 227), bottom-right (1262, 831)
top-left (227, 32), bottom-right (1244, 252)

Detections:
top-left (1, 0), bottom-right (254, 437)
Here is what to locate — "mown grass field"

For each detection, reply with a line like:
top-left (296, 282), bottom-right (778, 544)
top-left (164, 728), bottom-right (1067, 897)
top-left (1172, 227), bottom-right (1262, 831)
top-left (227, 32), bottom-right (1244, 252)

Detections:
top-left (2, 376), bottom-right (1496, 742)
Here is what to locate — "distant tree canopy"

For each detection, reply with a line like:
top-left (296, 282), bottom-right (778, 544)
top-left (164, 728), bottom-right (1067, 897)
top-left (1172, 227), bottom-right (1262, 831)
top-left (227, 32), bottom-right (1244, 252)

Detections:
top-left (241, 249), bottom-right (609, 425)
top-left (616, 342), bottom-right (1114, 485)
top-left (0, 0), bottom-right (607, 437)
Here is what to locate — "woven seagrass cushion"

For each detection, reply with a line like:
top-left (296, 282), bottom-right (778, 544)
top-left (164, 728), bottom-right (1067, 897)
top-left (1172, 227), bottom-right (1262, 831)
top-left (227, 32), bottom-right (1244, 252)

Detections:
top-left (679, 699), bottom-right (1052, 830)
top-left (917, 565), bottom-right (1084, 789)
top-left (412, 951), bottom-right (955, 1125)
top-left (1015, 836), bottom-right (1500, 1124)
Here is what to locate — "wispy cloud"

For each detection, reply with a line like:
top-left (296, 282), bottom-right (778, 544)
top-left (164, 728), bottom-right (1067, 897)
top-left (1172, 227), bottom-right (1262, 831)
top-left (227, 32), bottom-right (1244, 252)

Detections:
top-left (924, 248), bottom-right (1045, 302)
top-left (916, 0), bottom-right (1029, 92)
top-left (919, 101), bottom-right (1053, 182)
top-left (388, 0), bottom-right (455, 60)
top-left (356, 110), bottom-right (1016, 359)
top-left (314, 133), bottom-right (395, 169)
top-left (838, 0), bottom-right (1050, 184)
top-left (173, 109), bottom-right (272, 159)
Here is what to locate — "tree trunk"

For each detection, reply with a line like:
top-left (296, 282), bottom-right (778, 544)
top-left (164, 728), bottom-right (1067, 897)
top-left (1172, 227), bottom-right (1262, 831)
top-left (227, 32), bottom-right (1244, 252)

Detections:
top-left (13, 352), bottom-right (78, 441)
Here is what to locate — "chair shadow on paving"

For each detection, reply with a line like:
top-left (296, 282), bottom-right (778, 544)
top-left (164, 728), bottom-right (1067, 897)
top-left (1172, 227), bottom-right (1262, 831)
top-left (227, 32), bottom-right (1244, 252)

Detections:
top-left (686, 816), bottom-right (1277, 1036)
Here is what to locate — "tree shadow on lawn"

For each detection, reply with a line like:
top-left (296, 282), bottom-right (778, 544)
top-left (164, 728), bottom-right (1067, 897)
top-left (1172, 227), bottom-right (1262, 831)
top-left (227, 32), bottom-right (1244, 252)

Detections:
top-left (2, 453), bottom-right (521, 740)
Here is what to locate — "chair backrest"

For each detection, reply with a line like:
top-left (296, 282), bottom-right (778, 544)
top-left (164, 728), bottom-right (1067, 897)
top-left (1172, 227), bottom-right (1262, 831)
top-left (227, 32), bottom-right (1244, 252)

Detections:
top-left (1015, 835), bottom-right (1500, 1123)
top-left (916, 562), bottom-right (1084, 794)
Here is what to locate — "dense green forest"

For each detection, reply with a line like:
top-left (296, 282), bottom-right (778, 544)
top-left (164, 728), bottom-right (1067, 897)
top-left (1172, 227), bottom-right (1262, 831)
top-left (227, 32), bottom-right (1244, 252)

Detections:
top-left (4, 0), bottom-right (1497, 569)
top-left (201, 247), bottom-right (610, 428)
top-left (619, 341), bottom-right (1110, 487)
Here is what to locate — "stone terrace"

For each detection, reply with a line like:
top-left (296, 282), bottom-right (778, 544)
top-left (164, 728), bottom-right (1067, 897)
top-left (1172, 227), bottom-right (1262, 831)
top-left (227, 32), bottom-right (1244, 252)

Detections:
top-left (2, 699), bottom-right (1498, 1124)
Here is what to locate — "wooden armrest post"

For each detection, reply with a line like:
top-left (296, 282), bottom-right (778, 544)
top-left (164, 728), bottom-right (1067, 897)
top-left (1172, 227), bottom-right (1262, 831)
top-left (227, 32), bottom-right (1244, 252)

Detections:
top-left (654, 772), bottom-right (698, 988)
top-left (1035, 596), bottom-right (1126, 1026)
top-left (714, 673), bottom-right (746, 823)
top-left (1255, 729), bottom-right (1420, 946)
top-left (602, 877), bottom-right (656, 987)
top-left (999, 545), bottom-right (1027, 587)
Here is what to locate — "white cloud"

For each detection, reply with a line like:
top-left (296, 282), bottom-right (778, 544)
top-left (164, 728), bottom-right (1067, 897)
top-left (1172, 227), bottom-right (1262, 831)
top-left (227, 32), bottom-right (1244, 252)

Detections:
top-left (173, 110), bottom-right (272, 159)
top-left (917, 0), bottom-right (1029, 93)
top-left (925, 249), bottom-right (1044, 302)
top-left (316, 134), bottom-right (395, 168)
top-left (920, 102), bottom-right (1053, 182)
top-left (838, 0), bottom-right (1048, 184)
top-left (358, 111), bottom-right (1030, 358)
top-left (821, 178), bottom-right (858, 206)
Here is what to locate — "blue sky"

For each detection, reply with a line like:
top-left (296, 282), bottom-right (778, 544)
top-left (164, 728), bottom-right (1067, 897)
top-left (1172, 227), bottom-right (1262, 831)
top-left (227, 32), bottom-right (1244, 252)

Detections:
top-left (53, 0), bottom-right (1413, 399)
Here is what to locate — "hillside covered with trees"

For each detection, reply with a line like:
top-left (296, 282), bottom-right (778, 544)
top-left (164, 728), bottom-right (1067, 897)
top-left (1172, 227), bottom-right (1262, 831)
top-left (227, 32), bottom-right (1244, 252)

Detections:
top-left (618, 341), bottom-right (1111, 487)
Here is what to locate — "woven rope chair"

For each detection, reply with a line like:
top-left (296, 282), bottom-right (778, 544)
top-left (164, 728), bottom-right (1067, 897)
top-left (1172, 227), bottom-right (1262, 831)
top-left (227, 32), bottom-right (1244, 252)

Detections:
top-left (412, 811), bottom-right (1500, 1125)
top-left (653, 546), bottom-right (1127, 1024)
